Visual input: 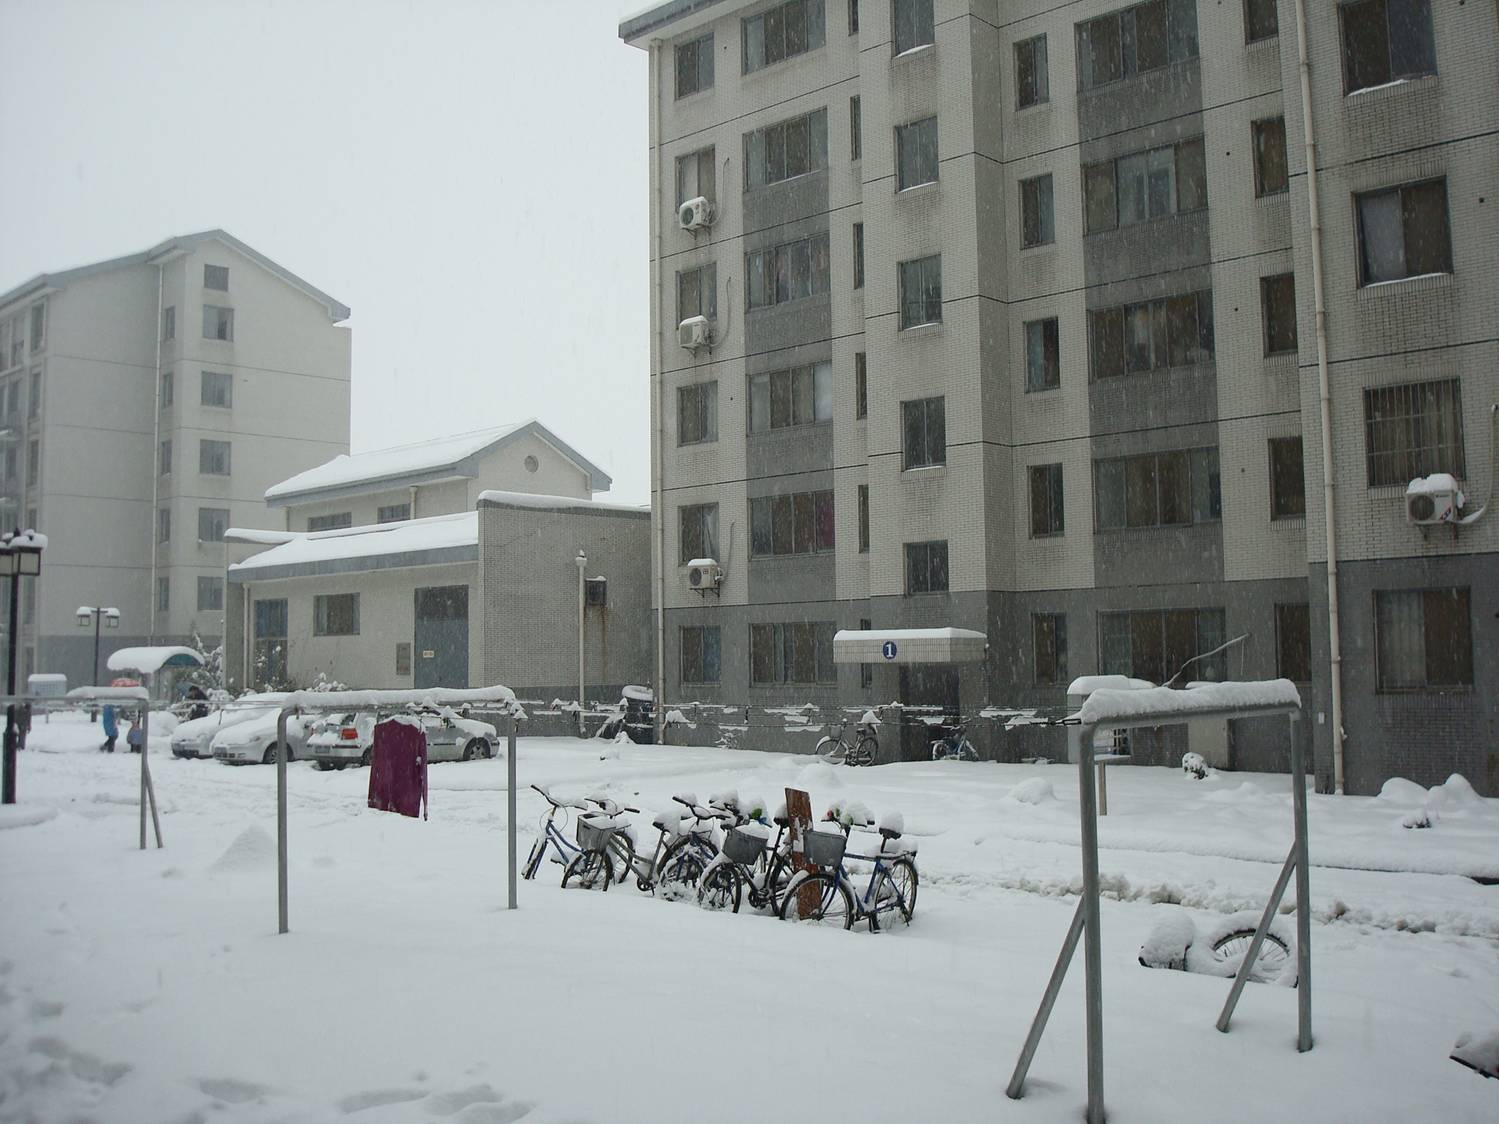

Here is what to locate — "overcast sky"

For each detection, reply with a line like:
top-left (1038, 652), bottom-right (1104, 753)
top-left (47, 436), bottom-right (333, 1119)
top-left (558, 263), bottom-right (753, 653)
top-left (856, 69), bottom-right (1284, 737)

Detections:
top-left (0, 0), bottom-right (651, 502)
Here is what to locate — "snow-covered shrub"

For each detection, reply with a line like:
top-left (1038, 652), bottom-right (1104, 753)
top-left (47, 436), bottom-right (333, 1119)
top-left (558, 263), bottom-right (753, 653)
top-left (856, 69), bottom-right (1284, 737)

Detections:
top-left (1006, 778), bottom-right (1055, 805)
top-left (1138, 909), bottom-right (1196, 970)
top-left (1182, 751), bottom-right (1210, 780)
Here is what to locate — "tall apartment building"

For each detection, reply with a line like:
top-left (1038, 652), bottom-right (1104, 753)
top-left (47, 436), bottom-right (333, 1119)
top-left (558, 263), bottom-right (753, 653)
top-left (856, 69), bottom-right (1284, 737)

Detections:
top-left (0, 230), bottom-right (351, 688)
top-left (621, 1), bottom-right (1498, 793)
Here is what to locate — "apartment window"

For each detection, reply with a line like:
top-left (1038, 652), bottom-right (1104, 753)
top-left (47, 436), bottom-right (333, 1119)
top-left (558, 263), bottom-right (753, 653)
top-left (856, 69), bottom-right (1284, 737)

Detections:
top-left (675, 147), bottom-right (716, 207)
top-left (859, 616), bottom-right (873, 688)
top-left (24, 508), bottom-right (35, 534)
top-left (681, 625), bottom-right (722, 684)
top-left (749, 362), bottom-right (831, 432)
top-left (895, 116), bottom-right (938, 190)
top-left (898, 255), bottom-right (942, 329)
top-left (307, 512), bottom-right (353, 532)
top-left (1094, 447), bottom-right (1221, 529)
top-left (7, 315), bottom-right (21, 367)
top-left (854, 352), bottom-right (867, 419)
top-left (1015, 35), bottom-right (1050, 108)
top-left (28, 303), bottom-right (44, 352)
top-left (202, 305), bottom-right (234, 341)
top-left (28, 369), bottom-right (40, 417)
top-left (680, 503), bottom-right (720, 564)
top-left (157, 577), bottom-right (170, 613)
top-left (745, 109), bottom-right (828, 190)
top-left (1261, 274), bottom-right (1297, 354)
top-left (1077, 0), bottom-right (1199, 89)
top-left (157, 507), bottom-right (171, 544)
top-left (254, 599), bottom-right (289, 687)
top-left (743, 0), bottom-right (826, 73)
top-left (1084, 137), bottom-right (1207, 232)
top-left (203, 264), bottom-right (229, 291)
top-left (1363, 378), bottom-right (1464, 486)
top-left (197, 576), bottom-right (224, 612)
top-left (1375, 587), bottom-right (1471, 690)
top-left (1021, 175), bottom-right (1054, 248)
top-left (857, 483), bottom-right (869, 552)
top-left (746, 233), bottom-right (831, 309)
top-left (678, 381), bottom-right (719, 445)
top-left (1341, 0), bottom-right (1434, 94)
top-left (0, 322), bottom-right (9, 370)
top-left (1245, 0), bottom-right (1279, 41)
top-left (675, 33), bottom-right (714, 98)
top-left (893, 0), bottom-right (933, 55)
top-left (750, 490), bottom-right (835, 557)
top-left (161, 305), bottom-right (176, 341)
top-left (160, 369), bottom-right (174, 407)
top-left (3, 382), bottom-right (16, 417)
top-left (850, 95), bottom-right (862, 160)
top-left (313, 593), bottom-right (360, 636)
top-left (1356, 180), bottom-right (1451, 285)
top-left (377, 503), bottom-right (410, 524)
top-left (1101, 608), bottom-right (1227, 684)
top-left (1275, 603), bottom-right (1311, 683)
top-left (1033, 613), bottom-right (1068, 685)
top-left (904, 540), bottom-right (949, 595)
top-left (1029, 463), bottom-right (1065, 537)
top-left (199, 439), bottom-right (231, 475)
top-left (198, 507), bottom-right (230, 542)
top-left (1269, 436), bottom-right (1306, 519)
top-left (1089, 290), bottom-right (1215, 378)
top-left (750, 620), bottom-right (837, 684)
top-left (201, 370), bottom-right (233, 408)
top-left (852, 223), bottom-right (865, 289)
top-left (159, 439), bottom-right (172, 476)
top-left (902, 396), bottom-right (946, 469)
top-left (677, 264), bottom-right (717, 321)
top-left (1253, 117), bottom-right (1288, 196)
top-left (26, 439), bottom-right (38, 480)
top-left (1025, 318), bottom-right (1060, 392)
top-left (3, 447), bottom-right (15, 482)
top-left (848, 0), bottom-right (859, 33)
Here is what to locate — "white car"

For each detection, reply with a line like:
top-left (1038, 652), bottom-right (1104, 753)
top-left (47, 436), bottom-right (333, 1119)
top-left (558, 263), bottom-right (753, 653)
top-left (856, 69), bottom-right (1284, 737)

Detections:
top-left (169, 694), bottom-right (288, 759)
top-left (211, 710), bottom-right (309, 765)
top-left (307, 707), bottom-right (496, 769)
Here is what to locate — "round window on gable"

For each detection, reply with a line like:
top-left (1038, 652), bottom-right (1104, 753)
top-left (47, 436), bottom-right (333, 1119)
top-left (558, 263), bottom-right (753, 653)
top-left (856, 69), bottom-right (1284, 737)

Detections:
top-left (524, 455), bottom-right (539, 473)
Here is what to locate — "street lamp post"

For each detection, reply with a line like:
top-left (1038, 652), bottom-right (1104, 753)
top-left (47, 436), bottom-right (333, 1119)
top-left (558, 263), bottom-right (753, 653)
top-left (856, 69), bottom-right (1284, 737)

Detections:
top-left (77, 604), bottom-right (121, 695)
top-left (2, 528), bottom-right (46, 804)
top-left (575, 550), bottom-right (587, 738)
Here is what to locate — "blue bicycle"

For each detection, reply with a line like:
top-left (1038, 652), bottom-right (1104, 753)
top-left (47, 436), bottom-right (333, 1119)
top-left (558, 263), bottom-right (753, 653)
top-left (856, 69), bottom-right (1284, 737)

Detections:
top-left (778, 810), bottom-right (918, 931)
top-left (522, 785), bottom-right (639, 890)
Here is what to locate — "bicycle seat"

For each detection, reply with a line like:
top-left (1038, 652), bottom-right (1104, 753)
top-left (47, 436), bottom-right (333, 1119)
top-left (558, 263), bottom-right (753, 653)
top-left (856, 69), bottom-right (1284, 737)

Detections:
top-left (773, 813), bottom-right (790, 827)
top-left (671, 792), bottom-right (700, 808)
top-left (653, 811), bottom-right (684, 834)
top-left (878, 811), bottom-right (905, 839)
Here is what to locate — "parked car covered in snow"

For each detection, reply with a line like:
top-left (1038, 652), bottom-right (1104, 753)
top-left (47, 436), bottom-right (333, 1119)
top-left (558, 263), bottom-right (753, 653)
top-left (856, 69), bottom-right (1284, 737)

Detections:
top-left (307, 707), bottom-right (496, 769)
top-left (211, 710), bottom-right (310, 765)
top-left (169, 694), bottom-right (287, 759)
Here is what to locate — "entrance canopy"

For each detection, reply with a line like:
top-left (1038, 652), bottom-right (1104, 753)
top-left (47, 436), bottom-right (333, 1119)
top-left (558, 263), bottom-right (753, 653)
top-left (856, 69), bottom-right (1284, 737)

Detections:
top-left (106, 646), bottom-right (204, 675)
top-left (833, 627), bottom-right (987, 665)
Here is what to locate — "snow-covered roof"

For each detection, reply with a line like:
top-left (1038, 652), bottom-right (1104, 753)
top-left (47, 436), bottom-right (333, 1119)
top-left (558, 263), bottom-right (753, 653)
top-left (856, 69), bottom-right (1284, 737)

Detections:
top-left (478, 490), bottom-right (650, 516)
top-left (264, 419), bottom-right (612, 504)
top-left (1067, 675), bottom-right (1156, 697)
top-left (228, 511), bottom-right (478, 579)
top-left (1076, 680), bottom-right (1302, 727)
top-left (224, 528), bottom-right (299, 546)
top-left (106, 646), bottom-right (204, 674)
top-left (832, 628), bottom-right (988, 665)
top-left (0, 229), bottom-right (348, 321)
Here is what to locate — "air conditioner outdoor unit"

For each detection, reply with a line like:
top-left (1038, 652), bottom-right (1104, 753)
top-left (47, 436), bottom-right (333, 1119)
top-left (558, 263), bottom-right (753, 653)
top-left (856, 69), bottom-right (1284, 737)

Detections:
top-left (679, 196), bottom-right (715, 231)
top-left (686, 558), bottom-right (723, 591)
top-left (678, 315), bottom-right (713, 352)
top-left (1406, 473), bottom-right (1465, 525)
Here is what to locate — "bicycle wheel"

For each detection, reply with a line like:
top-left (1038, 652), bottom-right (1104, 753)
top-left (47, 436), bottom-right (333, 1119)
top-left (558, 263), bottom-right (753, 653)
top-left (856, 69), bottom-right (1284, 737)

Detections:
top-left (562, 848), bottom-right (613, 891)
top-left (849, 737), bottom-right (878, 767)
top-left (815, 735), bottom-right (845, 763)
top-left (956, 738), bottom-right (979, 762)
top-left (658, 843), bottom-right (707, 896)
top-left (522, 837), bottom-right (546, 881)
top-left (698, 862), bottom-right (743, 912)
top-left (931, 739), bottom-right (952, 762)
top-left (870, 857), bottom-right (919, 931)
top-left (778, 871), bottom-right (853, 929)
top-left (609, 832), bottom-right (638, 884)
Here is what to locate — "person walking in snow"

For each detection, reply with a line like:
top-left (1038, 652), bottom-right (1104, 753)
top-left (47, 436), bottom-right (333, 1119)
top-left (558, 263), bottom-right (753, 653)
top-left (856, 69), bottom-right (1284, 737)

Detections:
top-left (126, 711), bottom-right (144, 754)
top-left (100, 704), bottom-right (118, 753)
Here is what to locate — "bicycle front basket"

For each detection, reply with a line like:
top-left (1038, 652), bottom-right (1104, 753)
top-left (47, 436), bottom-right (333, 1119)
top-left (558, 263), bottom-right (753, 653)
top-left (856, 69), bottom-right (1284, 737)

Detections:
top-left (802, 828), bottom-right (846, 868)
top-left (576, 814), bottom-right (618, 851)
top-left (722, 825), bottom-right (765, 865)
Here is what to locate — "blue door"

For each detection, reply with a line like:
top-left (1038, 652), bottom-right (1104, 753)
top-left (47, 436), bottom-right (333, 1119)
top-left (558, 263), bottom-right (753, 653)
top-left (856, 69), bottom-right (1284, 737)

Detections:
top-left (414, 586), bottom-right (469, 689)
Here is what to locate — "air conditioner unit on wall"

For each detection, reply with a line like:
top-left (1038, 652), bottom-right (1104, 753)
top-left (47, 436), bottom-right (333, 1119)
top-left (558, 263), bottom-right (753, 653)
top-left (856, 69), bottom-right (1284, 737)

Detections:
top-left (678, 196), bottom-right (715, 231)
top-left (686, 558), bottom-right (723, 593)
top-left (678, 315), bottom-right (713, 352)
top-left (1406, 473), bottom-right (1465, 525)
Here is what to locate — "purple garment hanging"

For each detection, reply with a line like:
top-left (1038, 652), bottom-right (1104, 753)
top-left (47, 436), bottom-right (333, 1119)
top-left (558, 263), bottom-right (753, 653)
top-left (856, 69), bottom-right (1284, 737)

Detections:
top-left (367, 719), bottom-right (428, 819)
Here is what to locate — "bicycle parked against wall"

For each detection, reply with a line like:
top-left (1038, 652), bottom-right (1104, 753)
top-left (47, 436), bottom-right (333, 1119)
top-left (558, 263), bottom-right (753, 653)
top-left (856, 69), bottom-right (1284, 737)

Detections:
top-left (930, 719), bottom-right (979, 762)
top-left (778, 810), bottom-right (919, 931)
top-left (816, 716), bottom-right (880, 767)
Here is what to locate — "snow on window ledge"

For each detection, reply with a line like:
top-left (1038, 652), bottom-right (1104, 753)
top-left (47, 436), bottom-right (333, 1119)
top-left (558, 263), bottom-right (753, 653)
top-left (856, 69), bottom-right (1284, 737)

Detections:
top-left (892, 42), bottom-right (935, 64)
top-left (1357, 272), bottom-right (1453, 299)
top-left (1345, 74), bottom-right (1438, 104)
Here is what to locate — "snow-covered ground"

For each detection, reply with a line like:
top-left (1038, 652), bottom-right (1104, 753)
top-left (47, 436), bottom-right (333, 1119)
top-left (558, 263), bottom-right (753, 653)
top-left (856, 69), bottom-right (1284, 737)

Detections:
top-left (3, 716), bottom-right (1498, 1122)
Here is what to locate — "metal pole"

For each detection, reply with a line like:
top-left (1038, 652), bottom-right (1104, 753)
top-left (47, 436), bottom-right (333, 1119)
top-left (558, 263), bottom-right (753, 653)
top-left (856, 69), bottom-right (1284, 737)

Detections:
top-left (2, 572), bottom-right (19, 804)
top-left (576, 551), bottom-right (586, 738)
top-left (1216, 845), bottom-right (1297, 1032)
top-left (1291, 713), bottom-right (1313, 1051)
top-left (93, 611), bottom-right (101, 689)
top-left (138, 706), bottom-right (163, 849)
top-left (1077, 721), bottom-right (1105, 1124)
top-left (507, 715), bottom-right (518, 910)
top-left (1008, 897), bottom-right (1085, 1099)
top-left (276, 707), bottom-right (290, 934)
top-left (1097, 759), bottom-right (1108, 817)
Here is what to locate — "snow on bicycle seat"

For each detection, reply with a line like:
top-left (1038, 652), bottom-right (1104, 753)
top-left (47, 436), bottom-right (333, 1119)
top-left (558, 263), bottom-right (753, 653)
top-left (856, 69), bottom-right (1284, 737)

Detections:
top-left (859, 833), bottom-right (918, 859)
top-left (878, 811), bottom-right (905, 839)
top-left (671, 792), bottom-right (700, 807)
top-left (653, 810), bottom-right (685, 833)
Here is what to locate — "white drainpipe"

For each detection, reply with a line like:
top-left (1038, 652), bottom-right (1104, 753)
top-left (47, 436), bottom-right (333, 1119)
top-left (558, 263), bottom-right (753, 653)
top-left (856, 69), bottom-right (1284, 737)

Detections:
top-left (649, 40), bottom-right (666, 743)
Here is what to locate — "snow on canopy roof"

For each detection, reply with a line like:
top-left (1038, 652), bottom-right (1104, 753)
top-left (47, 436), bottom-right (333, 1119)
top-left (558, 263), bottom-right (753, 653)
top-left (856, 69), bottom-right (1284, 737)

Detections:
top-left (1076, 680), bottom-right (1302, 727)
top-left (106, 646), bottom-right (204, 674)
top-left (834, 628), bottom-right (987, 642)
top-left (224, 527), bottom-right (299, 546)
top-left (478, 490), bottom-right (650, 515)
top-left (228, 511), bottom-right (477, 575)
top-left (1067, 674), bottom-right (1156, 696)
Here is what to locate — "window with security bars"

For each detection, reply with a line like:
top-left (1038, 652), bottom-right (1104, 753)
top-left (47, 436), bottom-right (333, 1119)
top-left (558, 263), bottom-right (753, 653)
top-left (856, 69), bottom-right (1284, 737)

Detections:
top-left (898, 255), bottom-right (941, 328)
top-left (681, 625), bottom-right (721, 683)
top-left (1033, 613), bottom-right (1068, 685)
top-left (750, 620), bottom-right (837, 684)
top-left (1100, 607), bottom-right (1227, 684)
top-left (750, 490), bottom-right (835, 557)
top-left (904, 540), bottom-right (949, 594)
top-left (678, 382), bottom-right (719, 445)
top-left (1375, 588), bottom-right (1472, 690)
top-left (1362, 379), bottom-right (1464, 486)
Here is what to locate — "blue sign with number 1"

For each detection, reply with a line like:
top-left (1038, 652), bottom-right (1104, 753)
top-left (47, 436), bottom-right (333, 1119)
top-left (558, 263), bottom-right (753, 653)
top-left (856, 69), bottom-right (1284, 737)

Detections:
top-left (881, 641), bottom-right (898, 661)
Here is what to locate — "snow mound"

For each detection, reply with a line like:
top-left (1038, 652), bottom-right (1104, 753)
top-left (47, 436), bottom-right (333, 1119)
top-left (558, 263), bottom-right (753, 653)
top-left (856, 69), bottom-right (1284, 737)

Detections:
top-left (210, 824), bottom-right (277, 874)
top-left (793, 760), bottom-right (842, 792)
top-left (1138, 908), bottom-right (1196, 970)
top-left (1006, 778), bottom-right (1055, 805)
top-left (1428, 775), bottom-right (1482, 811)
top-left (1451, 1028), bottom-right (1499, 1079)
top-left (0, 805), bottom-right (58, 830)
top-left (1376, 777), bottom-right (1429, 805)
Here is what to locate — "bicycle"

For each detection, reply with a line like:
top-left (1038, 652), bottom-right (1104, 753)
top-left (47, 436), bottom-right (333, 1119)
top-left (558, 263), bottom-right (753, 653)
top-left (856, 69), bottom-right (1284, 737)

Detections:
top-left (653, 793), bottom-right (738, 896)
top-left (816, 715), bottom-right (880, 767)
top-left (697, 805), bottom-right (798, 913)
top-left (778, 810), bottom-right (919, 932)
top-left (521, 785), bottom-right (639, 891)
top-left (930, 720), bottom-right (979, 762)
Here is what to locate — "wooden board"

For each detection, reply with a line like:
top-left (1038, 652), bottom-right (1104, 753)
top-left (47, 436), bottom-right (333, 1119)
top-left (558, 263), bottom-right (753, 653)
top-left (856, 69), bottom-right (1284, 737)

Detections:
top-left (785, 787), bottom-right (819, 918)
